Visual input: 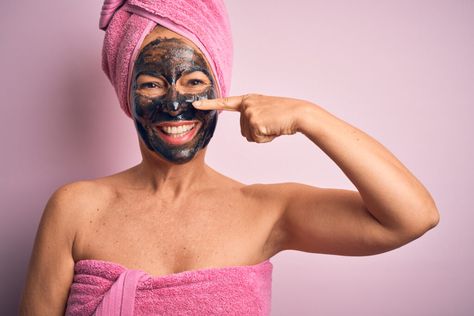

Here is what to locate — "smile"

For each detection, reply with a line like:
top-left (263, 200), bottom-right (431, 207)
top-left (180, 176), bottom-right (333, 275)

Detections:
top-left (153, 121), bottom-right (200, 145)
top-left (160, 123), bottom-right (196, 136)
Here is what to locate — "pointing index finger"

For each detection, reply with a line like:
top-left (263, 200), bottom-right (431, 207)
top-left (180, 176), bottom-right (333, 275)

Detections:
top-left (192, 96), bottom-right (243, 112)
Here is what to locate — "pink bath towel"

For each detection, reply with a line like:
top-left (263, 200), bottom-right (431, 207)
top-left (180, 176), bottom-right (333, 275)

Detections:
top-left (65, 259), bottom-right (273, 315)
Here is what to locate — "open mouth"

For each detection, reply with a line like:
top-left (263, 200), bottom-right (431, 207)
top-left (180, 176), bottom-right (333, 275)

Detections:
top-left (153, 120), bottom-right (201, 145)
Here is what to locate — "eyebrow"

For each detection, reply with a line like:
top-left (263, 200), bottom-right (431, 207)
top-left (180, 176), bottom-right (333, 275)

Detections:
top-left (179, 66), bottom-right (212, 81)
top-left (135, 70), bottom-right (165, 80)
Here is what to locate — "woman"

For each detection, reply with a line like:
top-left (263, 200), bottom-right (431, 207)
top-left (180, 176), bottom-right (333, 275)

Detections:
top-left (20, 0), bottom-right (439, 315)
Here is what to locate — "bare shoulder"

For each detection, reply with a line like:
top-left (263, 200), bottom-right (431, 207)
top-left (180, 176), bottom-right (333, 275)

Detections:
top-left (240, 181), bottom-right (349, 210)
top-left (239, 182), bottom-right (355, 254)
top-left (20, 177), bottom-right (121, 314)
top-left (237, 182), bottom-right (314, 256)
top-left (54, 178), bottom-right (116, 202)
top-left (35, 179), bottom-right (118, 256)
top-left (29, 176), bottom-right (122, 264)
top-left (42, 170), bottom-right (136, 242)
top-left (238, 181), bottom-right (335, 225)
top-left (45, 179), bottom-right (116, 222)
top-left (239, 181), bottom-right (318, 202)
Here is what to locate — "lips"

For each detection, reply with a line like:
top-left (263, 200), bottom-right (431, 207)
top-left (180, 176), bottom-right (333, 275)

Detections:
top-left (153, 120), bottom-right (201, 146)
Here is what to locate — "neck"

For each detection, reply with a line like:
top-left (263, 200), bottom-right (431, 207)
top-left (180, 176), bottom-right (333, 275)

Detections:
top-left (135, 140), bottom-right (210, 198)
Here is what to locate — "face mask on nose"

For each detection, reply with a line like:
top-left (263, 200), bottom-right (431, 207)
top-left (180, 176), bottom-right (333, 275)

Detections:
top-left (149, 88), bottom-right (208, 113)
top-left (130, 37), bottom-right (218, 164)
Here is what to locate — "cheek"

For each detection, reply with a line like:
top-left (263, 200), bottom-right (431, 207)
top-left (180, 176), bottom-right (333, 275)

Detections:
top-left (203, 86), bottom-right (217, 99)
top-left (132, 94), bottom-right (156, 116)
top-left (197, 110), bottom-right (217, 125)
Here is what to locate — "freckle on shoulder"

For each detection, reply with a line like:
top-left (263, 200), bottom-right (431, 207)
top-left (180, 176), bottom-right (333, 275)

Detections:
top-left (50, 178), bottom-right (116, 213)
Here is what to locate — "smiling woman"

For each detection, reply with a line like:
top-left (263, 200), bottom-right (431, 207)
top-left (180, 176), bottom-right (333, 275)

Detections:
top-left (19, 0), bottom-right (439, 315)
top-left (131, 31), bottom-right (219, 163)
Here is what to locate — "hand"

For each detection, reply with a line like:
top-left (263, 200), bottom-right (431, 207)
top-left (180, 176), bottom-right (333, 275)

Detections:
top-left (193, 94), bottom-right (311, 143)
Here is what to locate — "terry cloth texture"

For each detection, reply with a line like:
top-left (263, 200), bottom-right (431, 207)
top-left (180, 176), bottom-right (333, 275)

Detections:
top-left (65, 259), bottom-right (273, 315)
top-left (100, 0), bottom-right (233, 117)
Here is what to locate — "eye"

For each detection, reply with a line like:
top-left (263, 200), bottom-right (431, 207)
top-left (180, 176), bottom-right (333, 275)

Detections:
top-left (188, 79), bottom-right (205, 86)
top-left (136, 74), bottom-right (168, 97)
top-left (136, 75), bottom-right (167, 90)
top-left (177, 71), bottom-right (211, 94)
top-left (139, 82), bottom-right (162, 89)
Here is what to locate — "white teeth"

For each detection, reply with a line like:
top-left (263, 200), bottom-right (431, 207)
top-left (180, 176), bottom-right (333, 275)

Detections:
top-left (160, 123), bottom-right (196, 136)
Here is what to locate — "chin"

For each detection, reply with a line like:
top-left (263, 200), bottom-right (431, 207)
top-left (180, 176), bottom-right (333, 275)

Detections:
top-left (147, 143), bottom-right (202, 165)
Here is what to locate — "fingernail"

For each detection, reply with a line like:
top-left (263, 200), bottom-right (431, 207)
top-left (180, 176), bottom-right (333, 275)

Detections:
top-left (192, 100), bottom-right (201, 107)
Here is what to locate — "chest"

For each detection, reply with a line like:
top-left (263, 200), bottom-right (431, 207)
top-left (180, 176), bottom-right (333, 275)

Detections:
top-left (73, 191), bottom-right (274, 275)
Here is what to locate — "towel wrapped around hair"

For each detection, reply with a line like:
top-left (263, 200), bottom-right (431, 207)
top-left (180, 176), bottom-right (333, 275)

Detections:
top-left (100, 0), bottom-right (233, 117)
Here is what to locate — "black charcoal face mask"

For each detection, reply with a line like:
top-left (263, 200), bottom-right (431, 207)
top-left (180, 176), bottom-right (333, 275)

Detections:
top-left (130, 38), bottom-right (218, 164)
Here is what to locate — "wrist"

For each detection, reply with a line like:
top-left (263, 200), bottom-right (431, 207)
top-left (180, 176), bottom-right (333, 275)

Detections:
top-left (294, 101), bottom-right (325, 135)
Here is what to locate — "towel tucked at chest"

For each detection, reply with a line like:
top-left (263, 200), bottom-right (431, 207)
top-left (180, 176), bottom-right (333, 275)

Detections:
top-left (65, 259), bottom-right (272, 315)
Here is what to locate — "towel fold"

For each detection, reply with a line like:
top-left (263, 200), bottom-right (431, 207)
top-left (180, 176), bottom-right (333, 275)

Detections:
top-left (65, 259), bottom-right (272, 315)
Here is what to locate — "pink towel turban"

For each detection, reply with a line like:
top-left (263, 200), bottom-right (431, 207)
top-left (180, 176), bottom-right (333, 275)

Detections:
top-left (99, 0), bottom-right (233, 117)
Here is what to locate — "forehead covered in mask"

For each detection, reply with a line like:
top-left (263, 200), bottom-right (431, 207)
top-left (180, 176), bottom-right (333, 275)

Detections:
top-left (129, 27), bottom-right (218, 164)
top-left (134, 38), bottom-right (213, 87)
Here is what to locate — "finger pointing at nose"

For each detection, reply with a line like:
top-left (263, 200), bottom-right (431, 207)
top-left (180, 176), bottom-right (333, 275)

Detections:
top-left (192, 96), bottom-right (243, 111)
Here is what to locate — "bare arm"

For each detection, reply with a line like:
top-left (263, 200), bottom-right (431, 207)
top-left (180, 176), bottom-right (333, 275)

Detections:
top-left (277, 183), bottom-right (436, 255)
top-left (279, 103), bottom-right (439, 254)
top-left (20, 185), bottom-right (77, 315)
top-left (194, 95), bottom-right (439, 255)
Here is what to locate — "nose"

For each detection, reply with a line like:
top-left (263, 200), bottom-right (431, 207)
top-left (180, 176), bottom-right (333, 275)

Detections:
top-left (161, 86), bottom-right (188, 116)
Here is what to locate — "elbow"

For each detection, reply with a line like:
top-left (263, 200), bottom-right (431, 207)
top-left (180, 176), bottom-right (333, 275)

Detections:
top-left (403, 203), bottom-right (440, 242)
top-left (406, 188), bottom-right (441, 237)
top-left (427, 205), bottom-right (440, 229)
top-left (425, 205), bottom-right (440, 233)
top-left (387, 203), bottom-right (440, 248)
top-left (410, 192), bottom-right (441, 234)
top-left (370, 202), bottom-right (440, 254)
top-left (419, 194), bottom-right (440, 232)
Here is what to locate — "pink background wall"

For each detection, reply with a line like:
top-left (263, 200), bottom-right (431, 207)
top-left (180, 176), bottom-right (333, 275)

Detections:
top-left (1, 0), bottom-right (473, 314)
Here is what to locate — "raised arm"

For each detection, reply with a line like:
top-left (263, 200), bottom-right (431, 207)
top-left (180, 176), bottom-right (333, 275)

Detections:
top-left (193, 95), bottom-right (439, 255)
top-left (20, 185), bottom-right (78, 315)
